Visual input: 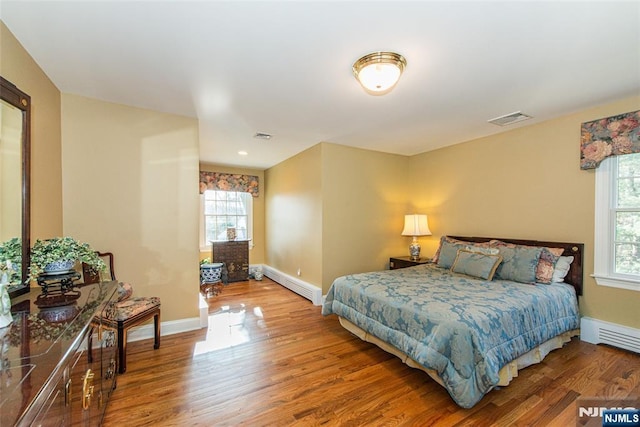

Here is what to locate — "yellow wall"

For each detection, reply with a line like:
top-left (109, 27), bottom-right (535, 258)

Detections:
top-left (1, 22), bottom-right (63, 241)
top-left (265, 142), bottom-right (411, 293)
top-left (321, 143), bottom-right (410, 291)
top-left (61, 94), bottom-right (200, 322)
top-left (198, 163), bottom-right (265, 265)
top-left (265, 144), bottom-right (324, 286)
top-left (409, 95), bottom-right (640, 329)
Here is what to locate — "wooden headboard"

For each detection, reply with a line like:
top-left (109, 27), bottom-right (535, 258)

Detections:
top-left (449, 236), bottom-right (584, 296)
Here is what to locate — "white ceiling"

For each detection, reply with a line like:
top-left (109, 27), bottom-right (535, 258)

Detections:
top-left (1, 1), bottom-right (639, 170)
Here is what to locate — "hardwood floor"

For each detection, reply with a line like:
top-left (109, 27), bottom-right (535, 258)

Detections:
top-left (103, 278), bottom-right (640, 426)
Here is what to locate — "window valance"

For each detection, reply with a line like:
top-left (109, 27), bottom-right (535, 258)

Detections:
top-left (580, 110), bottom-right (640, 170)
top-left (199, 171), bottom-right (259, 197)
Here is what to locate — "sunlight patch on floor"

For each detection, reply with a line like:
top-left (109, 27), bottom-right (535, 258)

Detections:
top-left (193, 303), bottom-right (264, 357)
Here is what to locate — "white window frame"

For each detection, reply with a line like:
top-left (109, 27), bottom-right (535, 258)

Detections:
top-left (593, 154), bottom-right (640, 291)
top-left (199, 190), bottom-right (253, 251)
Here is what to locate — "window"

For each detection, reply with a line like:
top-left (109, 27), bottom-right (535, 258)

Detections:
top-left (594, 152), bottom-right (640, 291)
top-left (200, 191), bottom-right (252, 249)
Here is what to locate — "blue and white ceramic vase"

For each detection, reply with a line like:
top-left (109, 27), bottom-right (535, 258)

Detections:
top-left (200, 263), bottom-right (224, 284)
top-left (43, 259), bottom-right (75, 275)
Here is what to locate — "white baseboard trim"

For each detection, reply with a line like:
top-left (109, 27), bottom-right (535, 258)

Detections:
top-left (128, 266), bottom-right (320, 342)
top-left (581, 317), bottom-right (640, 354)
top-left (262, 265), bottom-right (323, 306)
top-left (84, 318), bottom-right (201, 350)
top-left (126, 317), bottom-right (203, 343)
top-left (199, 293), bottom-right (209, 327)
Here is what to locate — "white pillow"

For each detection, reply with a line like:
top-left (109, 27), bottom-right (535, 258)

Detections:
top-left (552, 256), bottom-right (574, 282)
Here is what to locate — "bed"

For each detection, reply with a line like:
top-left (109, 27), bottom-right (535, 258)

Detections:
top-left (322, 236), bottom-right (583, 408)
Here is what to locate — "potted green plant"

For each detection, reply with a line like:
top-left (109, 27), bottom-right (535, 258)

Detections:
top-left (28, 237), bottom-right (106, 282)
top-left (0, 237), bottom-right (22, 284)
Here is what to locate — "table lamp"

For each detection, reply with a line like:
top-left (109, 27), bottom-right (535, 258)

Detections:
top-left (401, 214), bottom-right (432, 260)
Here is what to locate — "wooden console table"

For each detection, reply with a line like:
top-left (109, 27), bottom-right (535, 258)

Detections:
top-left (1, 281), bottom-right (119, 426)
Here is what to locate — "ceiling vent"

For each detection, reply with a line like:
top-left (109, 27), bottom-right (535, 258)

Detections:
top-left (488, 111), bottom-right (532, 126)
top-left (253, 132), bottom-right (272, 140)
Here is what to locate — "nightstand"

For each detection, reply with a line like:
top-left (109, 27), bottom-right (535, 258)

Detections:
top-left (389, 256), bottom-right (432, 270)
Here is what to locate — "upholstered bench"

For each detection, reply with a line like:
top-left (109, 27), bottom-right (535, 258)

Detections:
top-left (85, 253), bottom-right (161, 374)
top-left (101, 292), bottom-right (161, 373)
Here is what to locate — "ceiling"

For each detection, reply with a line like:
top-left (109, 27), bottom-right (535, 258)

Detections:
top-left (1, 1), bottom-right (639, 170)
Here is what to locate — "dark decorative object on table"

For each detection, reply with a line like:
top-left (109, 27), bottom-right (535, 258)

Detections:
top-left (36, 271), bottom-right (82, 295)
top-left (34, 288), bottom-right (81, 323)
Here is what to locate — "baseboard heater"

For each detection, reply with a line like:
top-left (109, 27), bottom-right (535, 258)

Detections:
top-left (581, 317), bottom-right (640, 354)
top-left (262, 265), bottom-right (323, 306)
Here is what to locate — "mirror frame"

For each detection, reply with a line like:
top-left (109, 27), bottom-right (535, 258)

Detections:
top-left (1, 76), bottom-right (31, 298)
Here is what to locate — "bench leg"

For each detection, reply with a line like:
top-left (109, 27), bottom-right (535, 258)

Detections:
top-left (118, 323), bottom-right (127, 374)
top-left (154, 312), bottom-right (161, 349)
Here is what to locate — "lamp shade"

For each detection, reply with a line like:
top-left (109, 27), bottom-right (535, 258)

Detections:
top-left (352, 52), bottom-right (407, 95)
top-left (401, 214), bottom-right (431, 236)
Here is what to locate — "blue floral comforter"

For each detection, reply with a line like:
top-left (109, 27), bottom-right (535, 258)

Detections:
top-left (321, 263), bottom-right (579, 408)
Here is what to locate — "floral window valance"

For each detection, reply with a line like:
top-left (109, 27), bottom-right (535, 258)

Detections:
top-left (580, 110), bottom-right (640, 170)
top-left (199, 171), bottom-right (259, 197)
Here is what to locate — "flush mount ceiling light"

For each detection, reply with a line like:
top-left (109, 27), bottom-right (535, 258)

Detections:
top-left (352, 51), bottom-right (407, 96)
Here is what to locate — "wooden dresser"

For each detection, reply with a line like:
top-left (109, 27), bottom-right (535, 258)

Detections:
top-left (212, 240), bottom-right (249, 282)
top-left (1, 281), bottom-right (119, 426)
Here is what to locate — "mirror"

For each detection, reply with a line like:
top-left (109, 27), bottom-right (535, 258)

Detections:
top-left (0, 76), bottom-right (31, 298)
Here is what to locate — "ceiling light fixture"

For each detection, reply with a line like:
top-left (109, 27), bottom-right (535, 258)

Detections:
top-left (238, 150), bottom-right (248, 156)
top-left (352, 51), bottom-right (407, 96)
